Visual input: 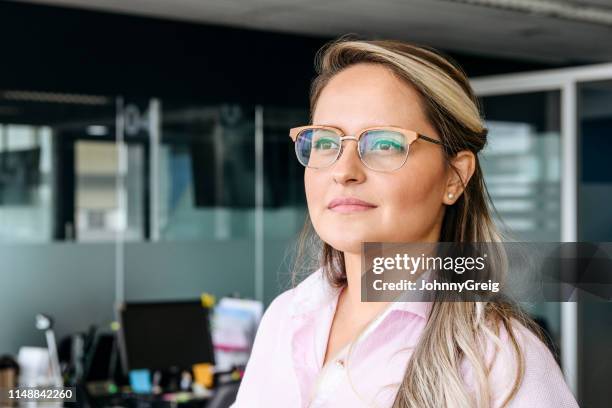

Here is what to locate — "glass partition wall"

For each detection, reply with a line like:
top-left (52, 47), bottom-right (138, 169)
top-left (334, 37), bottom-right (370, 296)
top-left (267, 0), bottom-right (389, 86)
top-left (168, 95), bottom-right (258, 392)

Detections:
top-left (576, 79), bottom-right (612, 408)
top-left (0, 90), bottom-right (118, 355)
top-left (117, 100), bottom-right (310, 309)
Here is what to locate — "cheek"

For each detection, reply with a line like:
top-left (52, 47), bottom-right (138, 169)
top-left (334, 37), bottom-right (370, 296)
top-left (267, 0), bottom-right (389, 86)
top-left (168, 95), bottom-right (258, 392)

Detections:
top-left (304, 170), bottom-right (334, 242)
top-left (304, 169), bottom-right (324, 213)
top-left (387, 174), bottom-right (433, 207)
top-left (379, 160), bottom-right (446, 233)
top-left (397, 150), bottom-right (446, 202)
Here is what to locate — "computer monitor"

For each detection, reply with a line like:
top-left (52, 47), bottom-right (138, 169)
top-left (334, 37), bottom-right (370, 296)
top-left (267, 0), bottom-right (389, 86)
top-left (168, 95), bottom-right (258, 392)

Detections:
top-left (117, 300), bottom-right (215, 372)
top-left (84, 333), bottom-right (116, 382)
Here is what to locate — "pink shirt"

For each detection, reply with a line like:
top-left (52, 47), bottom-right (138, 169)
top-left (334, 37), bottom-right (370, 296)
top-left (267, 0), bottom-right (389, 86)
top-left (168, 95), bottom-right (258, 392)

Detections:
top-left (232, 268), bottom-right (578, 407)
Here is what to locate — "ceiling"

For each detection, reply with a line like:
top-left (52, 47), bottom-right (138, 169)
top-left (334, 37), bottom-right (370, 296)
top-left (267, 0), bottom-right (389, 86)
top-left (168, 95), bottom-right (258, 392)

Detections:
top-left (13, 0), bottom-right (612, 64)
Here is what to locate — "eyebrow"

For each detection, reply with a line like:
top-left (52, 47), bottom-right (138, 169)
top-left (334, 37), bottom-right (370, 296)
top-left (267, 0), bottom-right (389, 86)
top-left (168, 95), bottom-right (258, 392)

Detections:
top-left (314, 124), bottom-right (408, 134)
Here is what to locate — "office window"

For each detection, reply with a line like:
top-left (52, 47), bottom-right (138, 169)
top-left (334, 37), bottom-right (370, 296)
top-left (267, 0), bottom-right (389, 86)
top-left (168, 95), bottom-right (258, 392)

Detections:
top-left (480, 91), bottom-right (561, 241)
top-left (157, 103), bottom-right (256, 240)
top-left (0, 124), bottom-right (53, 242)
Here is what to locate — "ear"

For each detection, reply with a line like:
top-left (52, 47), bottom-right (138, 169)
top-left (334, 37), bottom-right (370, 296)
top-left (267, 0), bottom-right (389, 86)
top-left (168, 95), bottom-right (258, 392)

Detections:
top-left (444, 150), bottom-right (476, 205)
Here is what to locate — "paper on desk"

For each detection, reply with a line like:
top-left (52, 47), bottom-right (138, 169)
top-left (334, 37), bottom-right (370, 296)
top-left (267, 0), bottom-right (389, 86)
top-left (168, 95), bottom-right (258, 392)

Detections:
top-left (211, 297), bottom-right (263, 371)
top-left (17, 347), bottom-right (52, 387)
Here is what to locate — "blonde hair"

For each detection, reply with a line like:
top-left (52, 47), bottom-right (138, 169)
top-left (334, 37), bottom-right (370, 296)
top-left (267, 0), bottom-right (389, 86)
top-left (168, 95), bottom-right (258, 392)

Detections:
top-left (293, 35), bottom-right (543, 407)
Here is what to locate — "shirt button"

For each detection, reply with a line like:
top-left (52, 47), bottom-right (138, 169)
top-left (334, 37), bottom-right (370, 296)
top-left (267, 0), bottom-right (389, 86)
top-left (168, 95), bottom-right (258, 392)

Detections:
top-left (336, 359), bottom-right (345, 368)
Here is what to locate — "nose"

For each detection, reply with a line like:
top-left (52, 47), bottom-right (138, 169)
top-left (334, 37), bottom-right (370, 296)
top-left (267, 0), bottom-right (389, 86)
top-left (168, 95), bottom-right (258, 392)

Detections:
top-left (331, 139), bottom-right (366, 185)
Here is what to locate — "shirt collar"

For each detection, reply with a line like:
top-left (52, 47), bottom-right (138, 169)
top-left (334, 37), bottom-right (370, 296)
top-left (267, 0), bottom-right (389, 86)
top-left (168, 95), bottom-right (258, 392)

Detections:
top-left (289, 267), bottom-right (431, 320)
top-left (289, 267), bottom-right (339, 318)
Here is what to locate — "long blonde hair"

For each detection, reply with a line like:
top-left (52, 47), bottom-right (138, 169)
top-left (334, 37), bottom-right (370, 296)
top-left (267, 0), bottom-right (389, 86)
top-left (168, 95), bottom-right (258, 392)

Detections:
top-left (293, 35), bottom-right (542, 408)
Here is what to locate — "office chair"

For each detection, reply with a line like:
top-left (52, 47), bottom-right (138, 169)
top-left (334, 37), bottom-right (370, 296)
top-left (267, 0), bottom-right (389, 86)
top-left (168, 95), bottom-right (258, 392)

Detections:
top-left (207, 382), bottom-right (240, 408)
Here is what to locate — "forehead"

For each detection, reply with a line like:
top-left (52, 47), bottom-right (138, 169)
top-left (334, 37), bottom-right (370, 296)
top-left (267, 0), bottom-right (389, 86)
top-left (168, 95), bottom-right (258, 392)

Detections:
top-left (312, 63), bottom-right (427, 130)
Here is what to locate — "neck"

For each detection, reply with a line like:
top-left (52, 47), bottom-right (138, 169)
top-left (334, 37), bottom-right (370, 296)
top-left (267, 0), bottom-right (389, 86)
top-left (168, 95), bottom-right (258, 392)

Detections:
top-left (342, 252), bottom-right (390, 320)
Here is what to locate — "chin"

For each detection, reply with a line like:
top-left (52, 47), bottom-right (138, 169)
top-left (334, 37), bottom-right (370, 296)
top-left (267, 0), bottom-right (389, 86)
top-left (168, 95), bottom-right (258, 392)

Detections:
top-left (319, 231), bottom-right (375, 254)
top-left (312, 215), bottom-right (385, 253)
top-left (326, 240), bottom-right (363, 254)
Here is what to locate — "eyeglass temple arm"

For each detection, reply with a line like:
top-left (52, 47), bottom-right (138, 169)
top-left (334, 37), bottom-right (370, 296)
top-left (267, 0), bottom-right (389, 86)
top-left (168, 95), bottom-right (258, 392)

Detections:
top-left (417, 134), bottom-right (444, 145)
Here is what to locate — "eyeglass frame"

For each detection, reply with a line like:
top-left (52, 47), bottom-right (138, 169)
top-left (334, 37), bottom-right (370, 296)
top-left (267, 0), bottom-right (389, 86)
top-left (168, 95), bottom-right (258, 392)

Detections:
top-left (289, 124), bottom-right (445, 172)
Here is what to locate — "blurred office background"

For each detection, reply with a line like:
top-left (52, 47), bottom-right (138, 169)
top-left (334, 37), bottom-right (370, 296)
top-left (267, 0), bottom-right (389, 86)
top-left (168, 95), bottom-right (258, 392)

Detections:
top-left (0, 0), bottom-right (611, 406)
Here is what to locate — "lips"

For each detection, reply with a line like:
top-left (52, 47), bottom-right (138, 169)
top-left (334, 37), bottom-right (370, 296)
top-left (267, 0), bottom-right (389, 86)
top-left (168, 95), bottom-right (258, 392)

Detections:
top-left (328, 197), bottom-right (377, 213)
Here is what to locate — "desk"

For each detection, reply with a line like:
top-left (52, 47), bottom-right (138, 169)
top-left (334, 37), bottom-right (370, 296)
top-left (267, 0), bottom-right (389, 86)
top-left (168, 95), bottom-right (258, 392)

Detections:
top-left (85, 382), bottom-right (239, 408)
top-left (89, 393), bottom-right (209, 408)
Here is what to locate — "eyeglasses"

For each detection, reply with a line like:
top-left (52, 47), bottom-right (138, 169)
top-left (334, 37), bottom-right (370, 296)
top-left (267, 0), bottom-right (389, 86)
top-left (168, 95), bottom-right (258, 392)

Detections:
top-left (289, 125), bottom-right (444, 172)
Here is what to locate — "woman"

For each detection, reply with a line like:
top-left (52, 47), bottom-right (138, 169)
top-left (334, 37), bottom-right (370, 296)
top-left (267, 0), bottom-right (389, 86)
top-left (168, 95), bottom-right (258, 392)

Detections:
top-left (232, 37), bottom-right (578, 407)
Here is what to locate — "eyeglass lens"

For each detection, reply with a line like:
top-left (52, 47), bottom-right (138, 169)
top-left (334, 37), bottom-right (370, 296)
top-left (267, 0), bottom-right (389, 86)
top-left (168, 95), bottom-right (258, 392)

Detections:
top-left (295, 128), bottom-right (408, 171)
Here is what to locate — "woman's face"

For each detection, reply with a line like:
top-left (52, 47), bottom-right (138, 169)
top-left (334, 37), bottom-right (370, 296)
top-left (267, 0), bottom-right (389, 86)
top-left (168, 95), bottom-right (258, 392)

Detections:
top-left (306, 63), bottom-right (454, 254)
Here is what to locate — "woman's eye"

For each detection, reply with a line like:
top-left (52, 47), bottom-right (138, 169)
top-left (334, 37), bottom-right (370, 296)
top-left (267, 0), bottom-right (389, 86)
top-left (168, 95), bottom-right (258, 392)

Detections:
top-left (371, 139), bottom-right (404, 151)
top-left (314, 138), bottom-right (339, 150)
